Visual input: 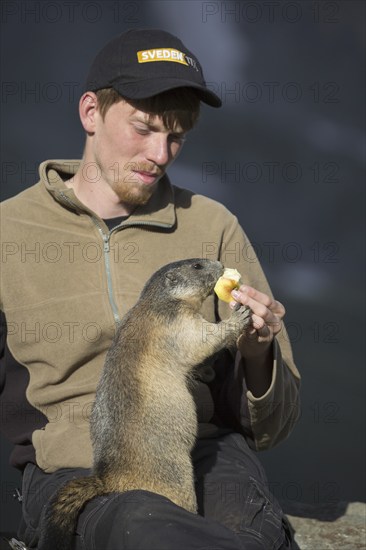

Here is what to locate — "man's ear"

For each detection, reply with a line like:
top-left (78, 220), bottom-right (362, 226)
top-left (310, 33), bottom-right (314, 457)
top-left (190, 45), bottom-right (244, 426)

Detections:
top-left (79, 92), bottom-right (99, 133)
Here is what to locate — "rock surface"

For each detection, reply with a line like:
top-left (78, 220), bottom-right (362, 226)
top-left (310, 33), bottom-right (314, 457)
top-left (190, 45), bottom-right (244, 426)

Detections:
top-left (284, 501), bottom-right (366, 549)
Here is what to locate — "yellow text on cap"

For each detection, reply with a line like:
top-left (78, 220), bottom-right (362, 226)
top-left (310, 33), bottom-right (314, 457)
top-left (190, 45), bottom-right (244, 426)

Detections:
top-left (137, 48), bottom-right (188, 65)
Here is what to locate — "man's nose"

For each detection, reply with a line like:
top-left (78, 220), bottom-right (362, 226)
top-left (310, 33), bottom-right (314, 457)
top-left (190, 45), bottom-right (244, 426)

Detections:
top-left (146, 134), bottom-right (171, 167)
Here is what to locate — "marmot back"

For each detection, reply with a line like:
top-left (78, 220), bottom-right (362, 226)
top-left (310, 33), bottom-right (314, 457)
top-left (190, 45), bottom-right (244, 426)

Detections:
top-left (38, 258), bottom-right (251, 550)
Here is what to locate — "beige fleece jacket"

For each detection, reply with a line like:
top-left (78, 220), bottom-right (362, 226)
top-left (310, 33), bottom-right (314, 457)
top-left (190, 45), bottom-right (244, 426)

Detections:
top-left (0, 160), bottom-right (300, 472)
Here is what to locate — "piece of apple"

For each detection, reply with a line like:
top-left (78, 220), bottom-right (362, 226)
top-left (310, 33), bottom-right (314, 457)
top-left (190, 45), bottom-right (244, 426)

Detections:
top-left (214, 268), bottom-right (242, 302)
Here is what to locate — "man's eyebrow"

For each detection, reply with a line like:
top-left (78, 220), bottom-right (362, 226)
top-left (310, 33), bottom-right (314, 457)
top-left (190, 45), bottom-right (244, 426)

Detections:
top-left (129, 114), bottom-right (151, 125)
top-left (129, 114), bottom-right (185, 135)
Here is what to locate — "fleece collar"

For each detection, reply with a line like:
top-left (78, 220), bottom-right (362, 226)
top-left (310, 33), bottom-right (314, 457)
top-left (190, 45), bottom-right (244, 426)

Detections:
top-left (39, 159), bottom-right (177, 229)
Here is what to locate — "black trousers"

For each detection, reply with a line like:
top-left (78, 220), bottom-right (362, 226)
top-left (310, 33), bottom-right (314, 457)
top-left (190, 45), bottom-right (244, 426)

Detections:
top-left (18, 432), bottom-right (295, 549)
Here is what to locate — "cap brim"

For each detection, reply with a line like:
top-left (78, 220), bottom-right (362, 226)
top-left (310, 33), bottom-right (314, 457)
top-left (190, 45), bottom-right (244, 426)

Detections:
top-left (111, 78), bottom-right (222, 108)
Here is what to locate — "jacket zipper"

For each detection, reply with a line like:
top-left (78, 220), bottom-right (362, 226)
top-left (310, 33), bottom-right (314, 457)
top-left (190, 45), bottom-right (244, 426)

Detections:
top-left (59, 192), bottom-right (172, 325)
top-left (93, 220), bottom-right (121, 325)
top-left (60, 192), bottom-right (121, 324)
top-left (98, 221), bottom-right (172, 324)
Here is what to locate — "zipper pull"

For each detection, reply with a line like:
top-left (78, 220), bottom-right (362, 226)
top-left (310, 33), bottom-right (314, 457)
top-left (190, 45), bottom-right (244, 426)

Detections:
top-left (103, 234), bottom-right (110, 253)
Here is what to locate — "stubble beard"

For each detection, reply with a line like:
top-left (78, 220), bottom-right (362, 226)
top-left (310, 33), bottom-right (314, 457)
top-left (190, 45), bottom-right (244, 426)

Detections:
top-left (112, 175), bottom-right (157, 206)
top-left (96, 157), bottom-right (160, 207)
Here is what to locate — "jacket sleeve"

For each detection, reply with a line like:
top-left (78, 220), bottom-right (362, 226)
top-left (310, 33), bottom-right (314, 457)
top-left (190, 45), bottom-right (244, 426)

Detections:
top-left (210, 214), bottom-right (301, 450)
top-left (0, 311), bottom-right (6, 393)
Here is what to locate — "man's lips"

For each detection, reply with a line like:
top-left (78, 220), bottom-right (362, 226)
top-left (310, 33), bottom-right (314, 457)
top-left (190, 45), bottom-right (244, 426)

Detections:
top-left (132, 170), bottom-right (162, 184)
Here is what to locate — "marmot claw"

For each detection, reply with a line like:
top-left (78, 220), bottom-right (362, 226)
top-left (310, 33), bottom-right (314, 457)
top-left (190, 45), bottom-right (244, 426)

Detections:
top-left (232, 304), bottom-right (252, 327)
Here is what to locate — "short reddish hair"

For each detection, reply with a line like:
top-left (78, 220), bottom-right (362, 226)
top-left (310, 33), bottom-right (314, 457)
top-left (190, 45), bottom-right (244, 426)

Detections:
top-left (95, 87), bottom-right (200, 132)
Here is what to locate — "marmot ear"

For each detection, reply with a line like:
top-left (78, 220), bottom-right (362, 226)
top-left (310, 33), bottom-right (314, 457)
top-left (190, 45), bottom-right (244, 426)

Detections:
top-left (165, 272), bottom-right (178, 284)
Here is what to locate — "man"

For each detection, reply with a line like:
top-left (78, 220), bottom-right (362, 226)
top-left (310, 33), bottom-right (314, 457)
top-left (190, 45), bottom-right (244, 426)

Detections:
top-left (0, 29), bottom-right (300, 549)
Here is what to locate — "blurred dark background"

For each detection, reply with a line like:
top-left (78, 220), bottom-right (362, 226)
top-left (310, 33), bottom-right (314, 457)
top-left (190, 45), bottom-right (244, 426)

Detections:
top-left (1, 0), bottom-right (365, 534)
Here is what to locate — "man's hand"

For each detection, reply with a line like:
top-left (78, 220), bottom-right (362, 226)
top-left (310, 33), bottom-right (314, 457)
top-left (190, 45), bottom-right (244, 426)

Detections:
top-left (229, 285), bottom-right (285, 396)
top-left (230, 285), bottom-right (285, 358)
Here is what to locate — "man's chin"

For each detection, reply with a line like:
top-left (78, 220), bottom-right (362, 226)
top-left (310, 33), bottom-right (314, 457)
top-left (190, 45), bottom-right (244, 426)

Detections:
top-left (113, 182), bottom-right (156, 207)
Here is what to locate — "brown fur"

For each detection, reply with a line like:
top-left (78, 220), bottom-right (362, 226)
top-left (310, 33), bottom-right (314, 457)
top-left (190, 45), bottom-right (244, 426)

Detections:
top-left (38, 258), bottom-right (251, 550)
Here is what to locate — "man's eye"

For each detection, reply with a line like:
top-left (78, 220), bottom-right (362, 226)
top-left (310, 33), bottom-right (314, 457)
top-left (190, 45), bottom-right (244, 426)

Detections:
top-left (134, 126), bottom-right (150, 135)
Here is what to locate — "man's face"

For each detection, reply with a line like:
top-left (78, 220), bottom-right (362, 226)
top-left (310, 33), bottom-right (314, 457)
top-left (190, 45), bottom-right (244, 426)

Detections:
top-left (90, 99), bottom-right (187, 206)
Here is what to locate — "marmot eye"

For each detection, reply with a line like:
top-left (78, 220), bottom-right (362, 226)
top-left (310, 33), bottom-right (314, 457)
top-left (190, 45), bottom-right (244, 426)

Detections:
top-left (192, 263), bottom-right (203, 270)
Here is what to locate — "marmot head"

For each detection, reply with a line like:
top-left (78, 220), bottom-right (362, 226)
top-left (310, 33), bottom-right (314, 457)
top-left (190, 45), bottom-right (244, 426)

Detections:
top-left (142, 258), bottom-right (224, 308)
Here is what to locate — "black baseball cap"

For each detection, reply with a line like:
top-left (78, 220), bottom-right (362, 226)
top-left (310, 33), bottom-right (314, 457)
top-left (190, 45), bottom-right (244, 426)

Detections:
top-left (85, 29), bottom-right (222, 108)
